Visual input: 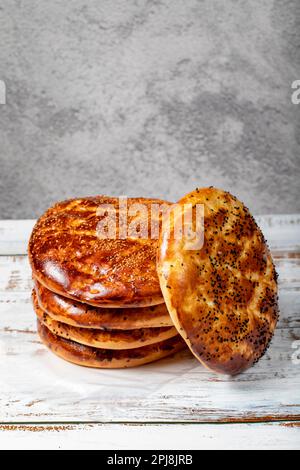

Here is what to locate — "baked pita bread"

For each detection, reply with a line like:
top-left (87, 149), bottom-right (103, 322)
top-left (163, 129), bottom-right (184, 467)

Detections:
top-left (34, 279), bottom-right (173, 330)
top-left (157, 187), bottom-right (279, 375)
top-left (37, 320), bottom-right (186, 368)
top-left (33, 290), bottom-right (177, 349)
top-left (29, 196), bottom-right (171, 307)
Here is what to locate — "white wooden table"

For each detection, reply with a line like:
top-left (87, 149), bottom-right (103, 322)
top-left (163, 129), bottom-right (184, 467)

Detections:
top-left (0, 216), bottom-right (299, 450)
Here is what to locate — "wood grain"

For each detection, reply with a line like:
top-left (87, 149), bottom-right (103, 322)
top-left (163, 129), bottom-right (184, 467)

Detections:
top-left (0, 422), bottom-right (299, 450)
top-left (0, 215), bottom-right (299, 257)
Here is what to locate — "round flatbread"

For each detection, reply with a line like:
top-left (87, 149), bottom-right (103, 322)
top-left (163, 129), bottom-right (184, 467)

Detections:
top-left (34, 279), bottom-right (173, 330)
top-left (33, 290), bottom-right (177, 349)
top-left (37, 320), bottom-right (186, 368)
top-left (29, 196), bottom-right (171, 307)
top-left (157, 187), bottom-right (279, 375)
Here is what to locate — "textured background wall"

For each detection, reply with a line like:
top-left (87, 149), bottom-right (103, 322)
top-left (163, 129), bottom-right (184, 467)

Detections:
top-left (0, 0), bottom-right (299, 218)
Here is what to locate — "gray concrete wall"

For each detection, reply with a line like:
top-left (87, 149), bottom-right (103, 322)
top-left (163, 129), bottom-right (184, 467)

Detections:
top-left (0, 0), bottom-right (299, 219)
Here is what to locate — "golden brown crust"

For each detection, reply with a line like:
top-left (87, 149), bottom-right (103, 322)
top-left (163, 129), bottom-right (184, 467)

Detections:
top-left (157, 187), bottom-right (279, 375)
top-left (34, 279), bottom-right (173, 330)
top-left (29, 196), bottom-right (172, 307)
top-left (33, 290), bottom-right (177, 349)
top-left (37, 320), bottom-right (186, 368)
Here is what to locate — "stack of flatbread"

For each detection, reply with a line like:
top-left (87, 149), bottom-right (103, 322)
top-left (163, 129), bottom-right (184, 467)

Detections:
top-left (28, 196), bottom-right (185, 369)
top-left (29, 188), bottom-right (279, 375)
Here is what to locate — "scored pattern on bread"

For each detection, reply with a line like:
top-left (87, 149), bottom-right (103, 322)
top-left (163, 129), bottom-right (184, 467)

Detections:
top-left (157, 187), bottom-right (279, 375)
top-left (29, 196), bottom-right (172, 307)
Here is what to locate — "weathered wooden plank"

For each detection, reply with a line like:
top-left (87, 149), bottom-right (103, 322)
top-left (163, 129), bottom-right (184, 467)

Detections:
top-left (256, 214), bottom-right (300, 252)
top-left (0, 215), bottom-right (299, 256)
top-left (0, 255), bottom-right (299, 294)
top-left (0, 422), bottom-right (299, 450)
top-left (0, 288), bottom-right (298, 334)
top-left (0, 220), bottom-right (35, 255)
top-left (0, 308), bottom-right (299, 422)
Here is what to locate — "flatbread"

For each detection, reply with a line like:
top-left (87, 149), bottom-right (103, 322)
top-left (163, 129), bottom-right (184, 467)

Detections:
top-left (33, 290), bottom-right (177, 349)
top-left (29, 196), bottom-right (171, 307)
top-left (34, 279), bottom-right (173, 330)
top-left (157, 187), bottom-right (279, 375)
top-left (37, 320), bottom-right (186, 368)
